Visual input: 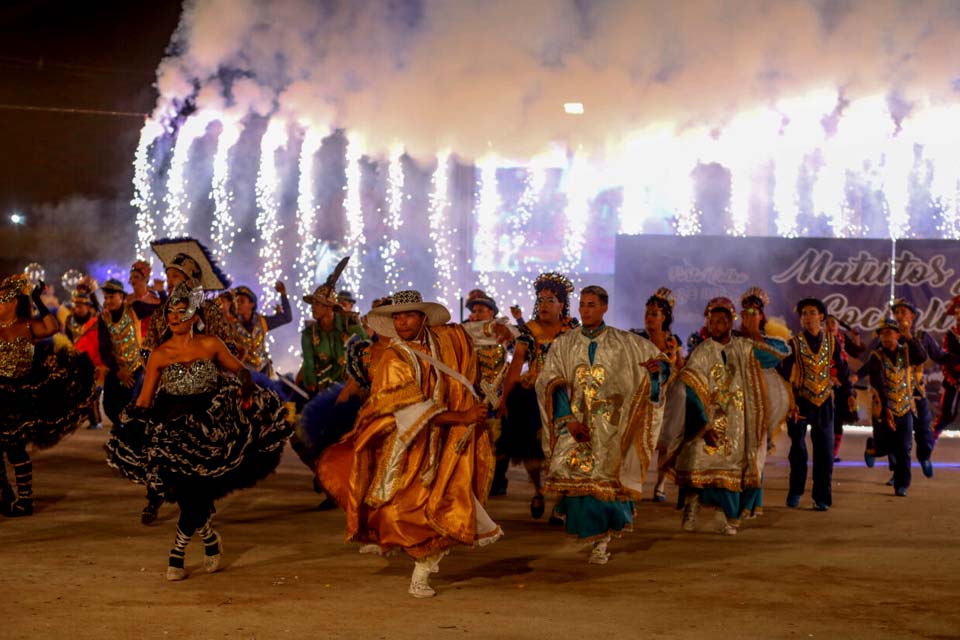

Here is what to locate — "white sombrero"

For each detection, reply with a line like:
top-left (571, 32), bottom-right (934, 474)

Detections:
top-left (366, 290), bottom-right (451, 338)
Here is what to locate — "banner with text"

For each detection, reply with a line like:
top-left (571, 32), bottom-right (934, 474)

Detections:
top-left (611, 236), bottom-right (896, 341)
top-left (894, 240), bottom-right (960, 334)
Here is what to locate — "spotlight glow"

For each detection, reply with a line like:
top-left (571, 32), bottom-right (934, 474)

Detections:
top-left (813, 96), bottom-right (891, 237)
top-left (912, 105), bottom-right (960, 239)
top-left (773, 90), bottom-right (836, 237)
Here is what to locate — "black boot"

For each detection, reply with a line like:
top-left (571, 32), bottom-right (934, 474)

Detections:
top-left (490, 458), bottom-right (509, 496)
top-left (8, 456), bottom-right (33, 517)
top-left (142, 495), bottom-right (163, 525)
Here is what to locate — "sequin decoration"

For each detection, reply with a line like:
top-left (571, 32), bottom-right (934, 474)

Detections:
top-left (881, 348), bottom-right (913, 417)
top-left (573, 363), bottom-right (624, 426)
top-left (566, 442), bottom-right (595, 474)
top-left (159, 359), bottom-right (219, 396)
top-left (703, 359), bottom-right (743, 456)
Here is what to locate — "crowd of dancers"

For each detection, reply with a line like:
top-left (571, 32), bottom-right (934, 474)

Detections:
top-left (2, 236), bottom-right (959, 597)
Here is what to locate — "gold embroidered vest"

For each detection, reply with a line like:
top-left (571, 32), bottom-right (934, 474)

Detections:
top-left (102, 306), bottom-right (143, 372)
top-left (477, 343), bottom-right (507, 386)
top-left (236, 315), bottom-right (270, 373)
top-left (882, 347), bottom-right (914, 418)
top-left (792, 332), bottom-right (834, 407)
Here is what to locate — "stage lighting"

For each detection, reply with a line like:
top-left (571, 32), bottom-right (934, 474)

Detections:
top-left (564, 102), bottom-right (584, 115)
top-left (9, 212), bottom-right (25, 225)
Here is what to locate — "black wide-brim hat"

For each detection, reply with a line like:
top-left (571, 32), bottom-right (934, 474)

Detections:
top-left (795, 297), bottom-right (827, 316)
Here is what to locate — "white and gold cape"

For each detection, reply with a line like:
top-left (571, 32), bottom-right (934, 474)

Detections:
top-left (536, 325), bottom-right (666, 501)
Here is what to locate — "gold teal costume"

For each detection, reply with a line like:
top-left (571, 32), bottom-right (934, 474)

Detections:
top-left (661, 334), bottom-right (790, 522)
top-left (537, 323), bottom-right (666, 539)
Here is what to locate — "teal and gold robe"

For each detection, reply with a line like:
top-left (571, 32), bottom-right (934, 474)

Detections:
top-left (537, 323), bottom-right (666, 539)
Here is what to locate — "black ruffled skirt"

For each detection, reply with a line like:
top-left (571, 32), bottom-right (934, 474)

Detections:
top-left (105, 374), bottom-right (291, 502)
top-left (0, 343), bottom-right (96, 449)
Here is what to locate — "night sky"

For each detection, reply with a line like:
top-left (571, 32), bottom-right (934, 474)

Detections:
top-left (0, 0), bottom-right (181, 273)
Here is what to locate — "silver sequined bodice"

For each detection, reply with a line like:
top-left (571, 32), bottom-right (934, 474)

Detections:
top-left (159, 359), bottom-right (218, 396)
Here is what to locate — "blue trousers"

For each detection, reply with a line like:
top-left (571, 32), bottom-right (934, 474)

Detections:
top-left (913, 396), bottom-right (933, 463)
top-left (788, 398), bottom-right (834, 506)
top-left (891, 413), bottom-right (914, 490)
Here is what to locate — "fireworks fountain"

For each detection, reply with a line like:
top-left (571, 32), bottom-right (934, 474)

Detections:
top-left (125, 1), bottom-right (960, 372)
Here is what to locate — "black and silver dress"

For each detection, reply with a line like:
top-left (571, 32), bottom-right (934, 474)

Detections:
top-left (0, 336), bottom-right (96, 449)
top-left (105, 359), bottom-right (291, 502)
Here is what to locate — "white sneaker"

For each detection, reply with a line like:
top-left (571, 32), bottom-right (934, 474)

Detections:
top-left (588, 548), bottom-right (611, 564)
top-left (408, 562), bottom-right (436, 598)
top-left (358, 544), bottom-right (382, 555)
top-left (588, 535), bottom-right (611, 564)
top-left (718, 513), bottom-right (739, 536)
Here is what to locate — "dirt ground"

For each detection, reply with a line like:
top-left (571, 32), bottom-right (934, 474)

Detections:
top-left (1, 428), bottom-right (958, 640)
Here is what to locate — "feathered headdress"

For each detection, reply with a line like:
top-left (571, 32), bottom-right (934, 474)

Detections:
top-left (303, 256), bottom-right (350, 307)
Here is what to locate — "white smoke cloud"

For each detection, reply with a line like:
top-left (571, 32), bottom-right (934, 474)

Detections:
top-left (153, 0), bottom-right (960, 160)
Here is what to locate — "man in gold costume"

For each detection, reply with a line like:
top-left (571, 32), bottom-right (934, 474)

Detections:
top-left (318, 290), bottom-right (501, 598)
top-left (462, 290), bottom-right (517, 496)
top-left (660, 296), bottom-right (790, 536)
top-left (537, 285), bottom-right (666, 564)
top-left (779, 297), bottom-right (854, 511)
top-left (862, 318), bottom-right (927, 497)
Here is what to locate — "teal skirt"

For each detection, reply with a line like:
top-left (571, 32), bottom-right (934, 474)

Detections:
top-left (556, 495), bottom-right (634, 540)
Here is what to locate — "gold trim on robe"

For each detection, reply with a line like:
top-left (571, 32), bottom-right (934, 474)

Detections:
top-left (536, 326), bottom-right (665, 502)
top-left (660, 336), bottom-right (789, 492)
top-left (318, 324), bottom-right (499, 559)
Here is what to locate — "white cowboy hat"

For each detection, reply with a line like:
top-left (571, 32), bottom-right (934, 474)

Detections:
top-left (366, 290), bottom-right (450, 338)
